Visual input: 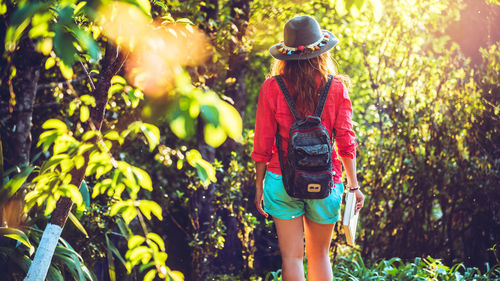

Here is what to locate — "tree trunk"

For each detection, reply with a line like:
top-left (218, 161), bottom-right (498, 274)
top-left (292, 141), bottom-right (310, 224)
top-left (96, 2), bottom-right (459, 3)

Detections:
top-left (0, 37), bottom-right (42, 228)
top-left (25, 43), bottom-right (125, 281)
top-left (10, 37), bottom-right (41, 168)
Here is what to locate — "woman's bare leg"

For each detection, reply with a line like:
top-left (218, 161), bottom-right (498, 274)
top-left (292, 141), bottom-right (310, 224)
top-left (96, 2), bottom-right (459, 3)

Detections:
top-left (304, 217), bottom-right (335, 281)
top-left (274, 216), bottom-right (305, 281)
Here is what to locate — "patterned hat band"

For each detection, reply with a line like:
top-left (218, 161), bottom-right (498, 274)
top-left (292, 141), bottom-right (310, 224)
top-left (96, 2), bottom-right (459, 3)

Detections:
top-left (277, 33), bottom-right (330, 56)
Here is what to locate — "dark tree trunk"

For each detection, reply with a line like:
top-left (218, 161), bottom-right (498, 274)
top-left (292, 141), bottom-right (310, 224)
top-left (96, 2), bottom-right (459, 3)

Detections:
top-left (225, 0), bottom-right (251, 117)
top-left (0, 37), bottom-right (42, 227)
top-left (7, 37), bottom-right (42, 168)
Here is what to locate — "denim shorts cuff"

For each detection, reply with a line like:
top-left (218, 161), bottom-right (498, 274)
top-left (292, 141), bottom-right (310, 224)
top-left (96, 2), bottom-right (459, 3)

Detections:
top-left (265, 207), bottom-right (304, 221)
top-left (305, 214), bottom-right (340, 225)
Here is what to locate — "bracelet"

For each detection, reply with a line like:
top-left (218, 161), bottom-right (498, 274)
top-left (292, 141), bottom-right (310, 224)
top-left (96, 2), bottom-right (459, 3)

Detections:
top-left (346, 184), bottom-right (360, 192)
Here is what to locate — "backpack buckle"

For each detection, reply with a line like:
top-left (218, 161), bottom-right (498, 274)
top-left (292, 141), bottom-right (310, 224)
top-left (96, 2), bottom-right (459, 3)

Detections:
top-left (307, 183), bottom-right (321, 193)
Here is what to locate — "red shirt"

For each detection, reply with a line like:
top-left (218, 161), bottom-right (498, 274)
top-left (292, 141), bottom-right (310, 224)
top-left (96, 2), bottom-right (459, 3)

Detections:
top-left (251, 75), bottom-right (357, 183)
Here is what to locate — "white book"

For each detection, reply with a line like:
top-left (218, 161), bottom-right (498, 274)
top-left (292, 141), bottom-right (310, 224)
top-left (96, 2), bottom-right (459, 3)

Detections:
top-left (342, 190), bottom-right (359, 246)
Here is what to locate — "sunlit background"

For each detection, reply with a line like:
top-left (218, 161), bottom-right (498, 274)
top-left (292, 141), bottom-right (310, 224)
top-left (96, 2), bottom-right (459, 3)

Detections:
top-left (0, 0), bottom-right (499, 280)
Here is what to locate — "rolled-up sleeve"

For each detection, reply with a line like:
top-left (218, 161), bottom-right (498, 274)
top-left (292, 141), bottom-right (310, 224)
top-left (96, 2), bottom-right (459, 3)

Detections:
top-left (334, 84), bottom-right (357, 159)
top-left (251, 79), bottom-right (277, 163)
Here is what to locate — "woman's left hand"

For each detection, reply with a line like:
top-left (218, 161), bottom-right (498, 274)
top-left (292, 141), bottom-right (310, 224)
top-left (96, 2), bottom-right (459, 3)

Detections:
top-left (353, 189), bottom-right (365, 216)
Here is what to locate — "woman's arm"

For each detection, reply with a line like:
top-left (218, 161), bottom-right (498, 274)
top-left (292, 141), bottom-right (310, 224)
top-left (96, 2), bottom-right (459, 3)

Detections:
top-left (254, 161), bottom-right (268, 218)
top-left (252, 79), bottom-right (276, 218)
top-left (341, 156), bottom-right (364, 215)
top-left (340, 156), bottom-right (358, 188)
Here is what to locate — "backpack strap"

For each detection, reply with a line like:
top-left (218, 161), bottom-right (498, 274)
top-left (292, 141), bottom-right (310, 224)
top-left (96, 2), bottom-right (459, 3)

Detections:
top-left (313, 74), bottom-right (334, 118)
top-left (274, 75), bottom-right (300, 121)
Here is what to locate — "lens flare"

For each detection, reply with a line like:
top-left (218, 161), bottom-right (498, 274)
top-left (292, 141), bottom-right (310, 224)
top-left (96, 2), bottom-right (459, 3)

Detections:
top-left (98, 2), bottom-right (209, 97)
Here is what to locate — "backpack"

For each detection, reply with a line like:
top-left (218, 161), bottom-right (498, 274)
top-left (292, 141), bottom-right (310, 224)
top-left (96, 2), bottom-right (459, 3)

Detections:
top-left (274, 74), bottom-right (335, 199)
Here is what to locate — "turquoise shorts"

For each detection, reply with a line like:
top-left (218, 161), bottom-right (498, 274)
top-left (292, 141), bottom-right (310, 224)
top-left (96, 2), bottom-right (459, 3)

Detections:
top-left (263, 170), bottom-right (344, 224)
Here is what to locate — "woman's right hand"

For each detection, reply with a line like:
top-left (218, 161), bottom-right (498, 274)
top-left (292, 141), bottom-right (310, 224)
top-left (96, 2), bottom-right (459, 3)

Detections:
top-left (254, 182), bottom-right (268, 218)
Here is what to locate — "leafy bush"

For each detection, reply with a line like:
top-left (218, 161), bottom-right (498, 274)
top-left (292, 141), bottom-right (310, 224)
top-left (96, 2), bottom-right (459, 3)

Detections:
top-left (262, 252), bottom-right (500, 281)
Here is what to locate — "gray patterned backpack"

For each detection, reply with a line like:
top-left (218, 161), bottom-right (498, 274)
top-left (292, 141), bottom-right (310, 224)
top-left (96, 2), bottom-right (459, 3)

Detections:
top-left (274, 74), bottom-right (335, 199)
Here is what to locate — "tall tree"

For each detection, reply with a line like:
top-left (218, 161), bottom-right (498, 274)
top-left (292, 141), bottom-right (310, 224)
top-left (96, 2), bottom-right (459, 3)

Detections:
top-left (25, 42), bottom-right (126, 281)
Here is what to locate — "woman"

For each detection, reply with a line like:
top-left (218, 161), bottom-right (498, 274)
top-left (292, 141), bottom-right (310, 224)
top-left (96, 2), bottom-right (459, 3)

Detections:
top-left (252, 15), bottom-right (365, 281)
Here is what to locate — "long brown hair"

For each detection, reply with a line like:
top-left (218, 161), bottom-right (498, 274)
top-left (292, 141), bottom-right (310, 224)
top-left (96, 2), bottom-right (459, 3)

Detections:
top-left (270, 52), bottom-right (350, 118)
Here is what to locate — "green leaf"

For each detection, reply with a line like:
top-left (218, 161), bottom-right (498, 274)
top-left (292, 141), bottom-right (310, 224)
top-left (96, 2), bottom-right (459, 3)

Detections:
top-left (204, 123), bottom-right (227, 147)
top-left (108, 84), bottom-right (124, 97)
top-left (195, 159), bottom-right (216, 186)
top-left (74, 1), bottom-right (87, 15)
top-left (116, 217), bottom-right (132, 239)
top-left (82, 130), bottom-right (100, 141)
top-left (128, 235), bottom-right (146, 249)
top-left (169, 271), bottom-right (184, 281)
top-left (195, 163), bottom-right (209, 186)
top-left (1, 166), bottom-right (36, 203)
top-left (54, 24), bottom-right (77, 67)
top-left (111, 75), bottom-right (127, 85)
top-left (0, 227), bottom-right (34, 255)
top-left (47, 266), bottom-right (64, 281)
top-left (126, 246), bottom-right (151, 264)
top-left (121, 206), bottom-right (138, 225)
top-left (121, 121), bottom-right (142, 139)
top-left (175, 18), bottom-right (194, 25)
top-left (138, 200), bottom-right (162, 220)
top-left (104, 131), bottom-right (124, 144)
top-left (131, 167), bottom-right (152, 191)
top-left (45, 196), bottom-right (57, 216)
top-left (133, 0), bottom-right (151, 15)
top-left (79, 181), bottom-right (90, 209)
top-left (53, 245), bottom-right (86, 281)
top-left (2, 1), bottom-right (49, 51)
top-left (185, 149), bottom-right (202, 167)
top-left (200, 105), bottom-right (219, 126)
top-left (106, 237), bottom-right (116, 281)
top-left (80, 95), bottom-right (96, 107)
top-left (109, 201), bottom-right (130, 216)
top-left (68, 212), bottom-right (88, 237)
top-left (74, 155), bottom-right (85, 169)
top-left (169, 115), bottom-right (187, 139)
top-left (140, 123), bottom-right (160, 152)
top-left (59, 159), bottom-right (74, 173)
top-left (146, 232), bottom-right (165, 251)
top-left (80, 105), bottom-right (90, 123)
top-left (53, 134), bottom-right (78, 155)
top-left (59, 62), bottom-right (74, 79)
top-left (217, 100), bottom-right (242, 141)
top-left (45, 57), bottom-right (56, 69)
top-left (42, 119), bottom-right (67, 132)
top-left (60, 184), bottom-right (83, 206)
top-left (117, 162), bottom-right (138, 192)
top-left (106, 233), bottom-right (129, 273)
top-left (144, 270), bottom-right (156, 281)
top-left (71, 27), bottom-right (100, 62)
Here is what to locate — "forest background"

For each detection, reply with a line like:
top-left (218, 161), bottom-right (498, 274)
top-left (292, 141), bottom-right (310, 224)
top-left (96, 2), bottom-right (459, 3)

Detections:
top-left (0, 0), bottom-right (499, 280)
